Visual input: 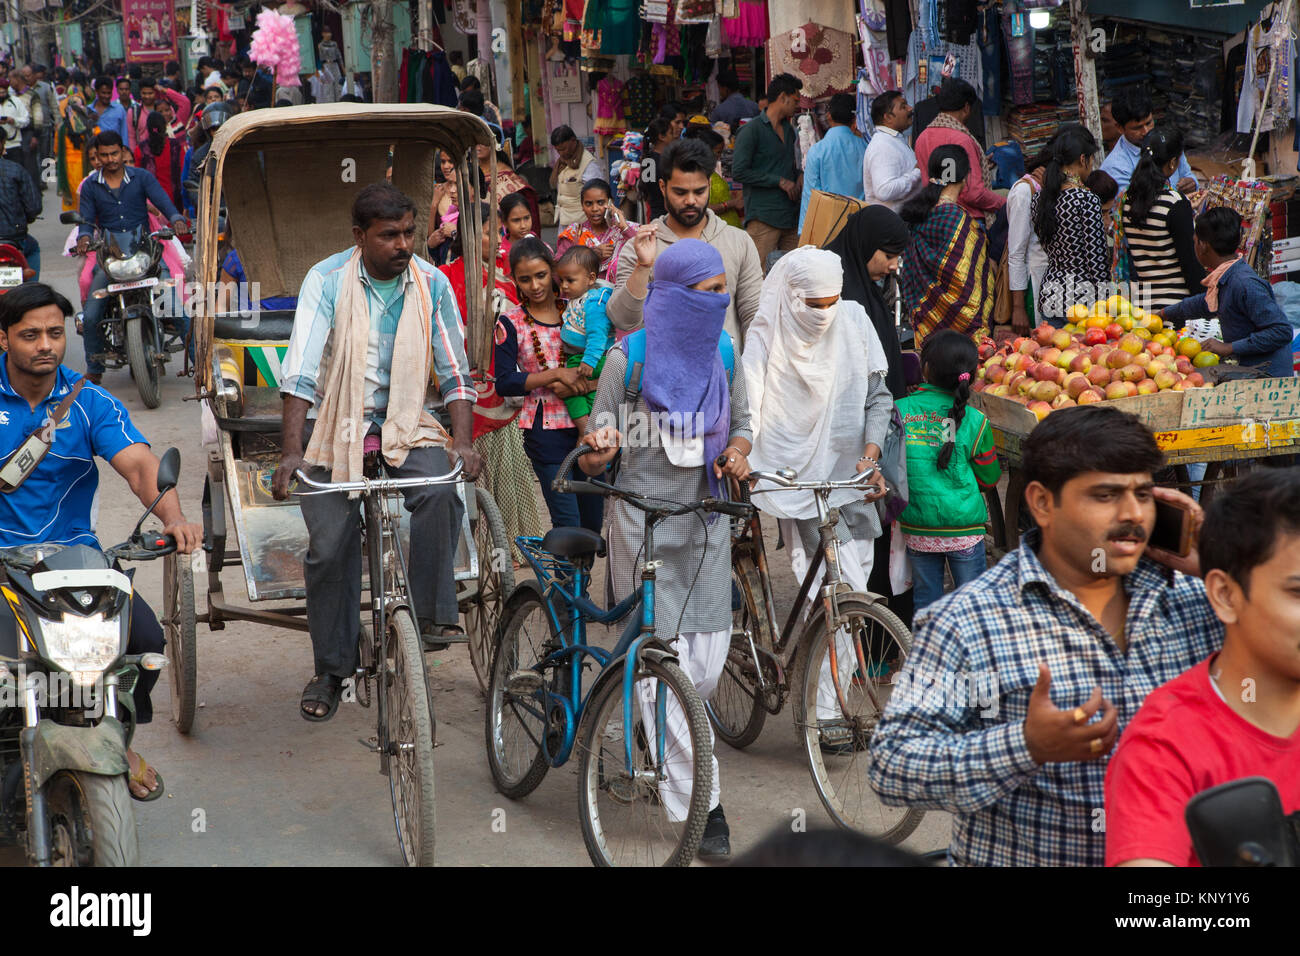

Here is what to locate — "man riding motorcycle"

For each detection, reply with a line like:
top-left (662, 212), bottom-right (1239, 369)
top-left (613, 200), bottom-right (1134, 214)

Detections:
top-left (0, 149), bottom-right (39, 279)
top-left (73, 129), bottom-right (187, 385)
top-left (182, 100), bottom-right (232, 219)
top-left (0, 283), bottom-right (202, 798)
top-left (271, 181), bottom-right (482, 721)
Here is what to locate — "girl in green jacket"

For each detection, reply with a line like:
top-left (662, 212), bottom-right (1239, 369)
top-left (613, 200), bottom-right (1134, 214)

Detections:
top-left (895, 331), bottom-right (1002, 610)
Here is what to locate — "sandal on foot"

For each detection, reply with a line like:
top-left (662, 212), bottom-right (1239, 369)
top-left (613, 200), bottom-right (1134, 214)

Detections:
top-left (301, 674), bottom-right (343, 722)
top-left (420, 620), bottom-right (463, 652)
top-left (128, 756), bottom-right (165, 802)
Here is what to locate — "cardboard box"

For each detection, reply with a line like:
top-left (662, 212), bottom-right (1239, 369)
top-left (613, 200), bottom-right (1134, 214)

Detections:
top-left (798, 190), bottom-right (868, 248)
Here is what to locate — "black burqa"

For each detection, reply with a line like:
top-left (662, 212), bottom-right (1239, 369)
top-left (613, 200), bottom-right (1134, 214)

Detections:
top-left (825, 205), bottom-right (916, 627)
top-left (825, 206), bottom-right (911, 400)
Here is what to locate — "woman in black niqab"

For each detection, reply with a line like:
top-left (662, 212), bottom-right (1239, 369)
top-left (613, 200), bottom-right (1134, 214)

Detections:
top-left (824, 205), bottom-right (910, 399)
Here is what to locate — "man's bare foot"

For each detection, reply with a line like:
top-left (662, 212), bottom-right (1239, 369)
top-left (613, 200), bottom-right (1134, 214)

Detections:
top-left (126, 748), bottom-right (160, 799)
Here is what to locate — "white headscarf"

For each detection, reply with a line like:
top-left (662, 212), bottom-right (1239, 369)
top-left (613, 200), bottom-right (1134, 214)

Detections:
top-left (745, 247), bottom-right (889, 520)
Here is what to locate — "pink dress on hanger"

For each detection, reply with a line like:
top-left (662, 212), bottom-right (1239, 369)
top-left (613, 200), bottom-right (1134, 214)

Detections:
top-left (724, 1), bottom-right (768, 48)
top-left (593, 76), bottom-right (627, 136)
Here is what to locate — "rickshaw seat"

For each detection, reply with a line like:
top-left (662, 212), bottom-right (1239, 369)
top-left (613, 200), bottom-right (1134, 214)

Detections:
top-left (212, 310), bottom-right (296, 343)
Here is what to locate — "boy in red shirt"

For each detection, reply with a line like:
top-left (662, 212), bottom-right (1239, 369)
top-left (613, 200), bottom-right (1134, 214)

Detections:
top-left (1105, 467), bottom-right (1300, 866)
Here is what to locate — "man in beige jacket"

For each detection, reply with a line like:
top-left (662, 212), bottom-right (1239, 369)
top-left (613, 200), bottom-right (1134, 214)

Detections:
top-left (608, 138), bottom-right (762, 350)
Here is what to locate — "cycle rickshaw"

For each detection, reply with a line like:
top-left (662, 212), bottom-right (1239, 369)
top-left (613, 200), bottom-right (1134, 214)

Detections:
top-left (167, 104), bottom-right (513, 865)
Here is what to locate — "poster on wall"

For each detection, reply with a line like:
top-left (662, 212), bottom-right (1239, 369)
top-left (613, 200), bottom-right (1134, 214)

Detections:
top-left (549, 62), bottom-right (583, 103)
top-left (122, 0), bottom-right (177, 63)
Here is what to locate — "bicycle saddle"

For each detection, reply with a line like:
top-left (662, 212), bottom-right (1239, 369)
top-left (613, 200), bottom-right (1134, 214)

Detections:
top-left (540, 527), bottom-right (606, 560)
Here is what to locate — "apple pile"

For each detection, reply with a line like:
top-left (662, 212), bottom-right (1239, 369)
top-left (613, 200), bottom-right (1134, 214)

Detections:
top-left (974, 306), bottom-right (1210, 422)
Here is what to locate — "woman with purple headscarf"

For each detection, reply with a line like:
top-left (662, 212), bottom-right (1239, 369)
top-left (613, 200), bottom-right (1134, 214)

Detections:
top-left (580, 238), bottom-right (752, 861)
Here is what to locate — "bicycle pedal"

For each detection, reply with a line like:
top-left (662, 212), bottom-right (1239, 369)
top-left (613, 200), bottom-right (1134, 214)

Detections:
top-left (357, 736), bottom-right (381, 753)
top-left (506, 669), bottom-right (544, 695)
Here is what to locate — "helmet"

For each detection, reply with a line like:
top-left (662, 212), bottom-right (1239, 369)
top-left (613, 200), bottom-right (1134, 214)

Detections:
top-left (200, 101), bottom-right (235, 134)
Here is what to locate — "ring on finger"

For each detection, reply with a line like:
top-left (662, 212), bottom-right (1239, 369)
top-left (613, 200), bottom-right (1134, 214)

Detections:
top-left (1090, 737), bottom-right (1103, 754)
top-left (1072, 707), bottom-right (1087, 725)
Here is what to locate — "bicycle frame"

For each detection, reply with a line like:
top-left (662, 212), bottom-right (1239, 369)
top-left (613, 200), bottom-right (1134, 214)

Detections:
top-left (514, 504), bottom-right (684, 773)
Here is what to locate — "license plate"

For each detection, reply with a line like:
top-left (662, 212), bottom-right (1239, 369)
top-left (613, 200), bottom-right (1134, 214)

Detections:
top-left (106, 276), bottom-right (159, 292)
top-left (0, 266), bottom-right (22, 287)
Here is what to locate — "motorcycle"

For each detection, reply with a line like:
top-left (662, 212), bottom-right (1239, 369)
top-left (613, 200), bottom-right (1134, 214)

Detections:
top-left (0, 448), bottom-right (181, 866)
top-left (0, 239), bottom-right (34, 293)
top-left (1186, 777), bottom-right (1300, 866)
top-left (60, 212), bottom-right (186, 409)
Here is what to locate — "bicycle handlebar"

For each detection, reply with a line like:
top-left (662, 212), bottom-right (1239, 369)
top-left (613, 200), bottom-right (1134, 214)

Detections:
top-left (555, 445), bottom-right (752, 520)
top-left (292, 460), bottom-right (465, 496)
top-left (554, 443), bottom-right (596, 492)
top-left (747, 466), bottom-right (878, 493)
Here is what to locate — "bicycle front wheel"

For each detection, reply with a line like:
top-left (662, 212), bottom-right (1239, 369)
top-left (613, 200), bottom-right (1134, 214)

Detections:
top-left (384, 607), bottom-right (437, 866)
top-left (576, 656), bottom-right (712, 867)
top-left (797, 595), bottom-right (924, 844)
top-left (485, 590), bottom-right (555, 799)
top-left (706, 559), bottom-right (768, 749)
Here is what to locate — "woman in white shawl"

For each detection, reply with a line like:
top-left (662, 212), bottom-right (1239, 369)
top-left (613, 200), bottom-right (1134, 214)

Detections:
top-left (745, 246), bottom-right (894, 754)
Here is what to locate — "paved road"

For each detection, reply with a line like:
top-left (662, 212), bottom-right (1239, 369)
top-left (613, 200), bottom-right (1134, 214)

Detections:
top-left (7, 191), bottom-right (951, 866)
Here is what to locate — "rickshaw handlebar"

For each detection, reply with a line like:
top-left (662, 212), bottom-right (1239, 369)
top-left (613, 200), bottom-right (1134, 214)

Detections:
top-left (292, 460), bottom-right (465, 496)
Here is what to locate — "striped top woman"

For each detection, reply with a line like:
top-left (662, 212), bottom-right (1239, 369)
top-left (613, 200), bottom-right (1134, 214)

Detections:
top-left (1121, 128), bottom-right (1205, 312)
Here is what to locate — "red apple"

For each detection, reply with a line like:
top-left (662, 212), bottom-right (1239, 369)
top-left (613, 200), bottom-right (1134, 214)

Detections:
top-left (1033, 324), bottom-right (1056, 346)
top-left (1027, 400), bottom-right (1053, 421)
top-left (1051, 395), bottom-right (1077, 409)
top-left (1132, 352), bottom-right (1152, 368)
top-left (1086, 366), bottom-right (1112, 387)
top-left (1019, 338), bottom-right (1039, 355)
top-left (970, 379), bottom-right (987, 392)
top-left (1067, 353), bottom-right (1092, 374)
top-left (1004, 353), bottom-right (1025, 371)
top-left (1054, 347), bottom-right (1076, 369)
top-left (986, 384), bottom-right (1009, 397)
top-left (1106, 349), bottom-right (1131, 370)
top-left (1136, 379), bottom-right (1159, 395)
top-left (1077, 387), bottom-right (1105, 404)
top-left (1031, 380), bottom-right (1061, 403)
top-left (1175, 357), bottom-right (1194, 375)
top-left (986, 364), bottom-right (1006, 384)
top-left (1051, 330), bottom-right (1073, 350)
top-left (978, 342), bottom-right (996, 360)
top-left (1017, 375), bottom-right (1037, 397)
top-left (1104, 381), bottom-right (1135, 400)
top-left (1031, 362), bottom-right (1059, 382)
top-left (1153, 369), bottom-right (1178, 391)
top-left (1185, 371), bottom-right (1206, 388)
top-left (1088, 344), bottom-right (1109, 365)
top-left (1119, 364), bottom-right (1147, 383)
top-left (1084, 328), bottom-right (1108, 347)
top-left (1105, 322), bottom-right (1124, 340)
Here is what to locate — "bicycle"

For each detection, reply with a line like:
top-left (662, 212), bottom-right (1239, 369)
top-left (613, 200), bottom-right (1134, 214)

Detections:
top-left (484, 445), bottom-right (751, 866)
top-left (708, 464), bottom-right (924, 844)
top-left (293, 454), bottom-right (464, 867)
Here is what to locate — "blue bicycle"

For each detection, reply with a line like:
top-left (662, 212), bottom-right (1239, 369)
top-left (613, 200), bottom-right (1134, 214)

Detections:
top-left (484, 446), bottom-right (751, 866)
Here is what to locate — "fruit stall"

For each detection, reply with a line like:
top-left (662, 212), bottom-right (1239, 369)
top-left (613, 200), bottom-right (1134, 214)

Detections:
top-left (968, 298), bottom-right (1300, 552)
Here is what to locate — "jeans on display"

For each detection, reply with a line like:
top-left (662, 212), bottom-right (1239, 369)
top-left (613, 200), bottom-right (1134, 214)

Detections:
top-left (979, 5), bottom-right (1002, 115)
top-left (1001, 12), bottom-right (1035, 105)
top-left (907, 542), bottom-right (989, 611)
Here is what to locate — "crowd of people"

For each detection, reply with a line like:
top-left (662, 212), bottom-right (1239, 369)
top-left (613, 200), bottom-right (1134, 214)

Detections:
top-left (0, 48), bottom-right (1295, 868)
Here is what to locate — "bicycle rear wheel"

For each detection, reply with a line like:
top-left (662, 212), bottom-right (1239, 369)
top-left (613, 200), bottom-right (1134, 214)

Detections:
top-left (576, 656), bottom-right (712, 867)
top-left (706, 559), bottom-right (768, 749)
top-left (797, 595), bottom-right (923, 844)
top-left (384, 607), bottom-right (437, 866)
top-left (485, 590), bottom-right (555, 799)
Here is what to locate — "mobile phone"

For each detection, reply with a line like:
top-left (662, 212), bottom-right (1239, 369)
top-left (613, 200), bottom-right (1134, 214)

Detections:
top-left (1150, 496), bottom-right (1194, 557)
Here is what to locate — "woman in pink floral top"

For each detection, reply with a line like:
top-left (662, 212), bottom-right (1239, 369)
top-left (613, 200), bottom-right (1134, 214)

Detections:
top-left (492, 237), bottom-right (603, 532)
top-left (554, 179), bottom-right (639, 283)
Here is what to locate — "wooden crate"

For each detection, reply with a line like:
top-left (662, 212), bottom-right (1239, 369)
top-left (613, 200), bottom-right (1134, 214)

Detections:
top-left (971, 388), bottom-right (1186, 438)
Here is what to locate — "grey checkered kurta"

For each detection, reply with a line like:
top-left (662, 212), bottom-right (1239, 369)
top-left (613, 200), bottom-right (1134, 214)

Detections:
top-left (590, 347), bottom-right (753, 641)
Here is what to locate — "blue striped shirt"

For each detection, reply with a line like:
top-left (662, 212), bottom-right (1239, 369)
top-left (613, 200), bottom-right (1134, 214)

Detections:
top-left (868, 528), bottom-right (1224, 866)
top-left (280, 249), bottom-right (476, 425)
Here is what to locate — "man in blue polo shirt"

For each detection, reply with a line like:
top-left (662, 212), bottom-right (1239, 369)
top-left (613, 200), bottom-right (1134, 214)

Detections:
top-left (0, 283), bottom-right (202, 799)
top-left (74, 129), bottom-right (187, 384)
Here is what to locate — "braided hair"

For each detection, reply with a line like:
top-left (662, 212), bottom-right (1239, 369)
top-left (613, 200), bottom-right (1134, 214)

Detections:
top-left (921, 330), bottom-right (979, 470)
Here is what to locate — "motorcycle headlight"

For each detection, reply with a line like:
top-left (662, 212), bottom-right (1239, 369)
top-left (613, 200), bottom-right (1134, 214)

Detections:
top-left (39, 613), bottom-right (123, 687)
top-left (103, 251), bottom-right (151, 282)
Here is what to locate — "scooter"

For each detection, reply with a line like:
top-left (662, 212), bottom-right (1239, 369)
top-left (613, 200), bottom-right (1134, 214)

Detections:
top-left (0, 239), bottom-right (34, 293)
top-left (60, 211), bottom-right (185, 409)
top-left (1186, 777), bottom-right (1300, 866)
top-left (0, 448), bottom-right (182, 866)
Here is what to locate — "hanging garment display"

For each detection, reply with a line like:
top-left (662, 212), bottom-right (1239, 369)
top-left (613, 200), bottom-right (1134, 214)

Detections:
top-left (594, 74), bottom-right (627, 136)
top-left (1237, 3), bottom-right (1295, 135)
top-left (626, 71), bottom-right (656, 129)
top-left (676, 0), bottom-right (715, 24)
top-left (766, 22), bottom-right (856, 99)
top-left (723, 0), bottom-right (768, 48)
top-left (452, 0), bottom-right (476, 34)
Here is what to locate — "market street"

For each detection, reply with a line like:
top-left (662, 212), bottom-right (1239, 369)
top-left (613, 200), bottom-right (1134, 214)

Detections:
top-left (2, 190), bottom-right (950, 866)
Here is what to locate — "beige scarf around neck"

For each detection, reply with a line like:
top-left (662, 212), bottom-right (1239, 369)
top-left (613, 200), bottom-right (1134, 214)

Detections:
top-left (304, 248), bottom-right (449, 492)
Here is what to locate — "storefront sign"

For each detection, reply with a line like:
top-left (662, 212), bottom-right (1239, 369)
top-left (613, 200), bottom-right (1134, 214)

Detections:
top-left (122, 0), bottom-right (177, 63)
top-left (549, 62), bottom-right (583, 103)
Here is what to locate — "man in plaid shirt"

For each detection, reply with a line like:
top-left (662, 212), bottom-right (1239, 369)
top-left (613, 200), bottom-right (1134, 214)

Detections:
top-left (869, 405), bottom-right (1224, 866)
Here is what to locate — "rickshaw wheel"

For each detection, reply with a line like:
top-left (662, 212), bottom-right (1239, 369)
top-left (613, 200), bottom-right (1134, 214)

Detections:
top-left (164, 551), bottom-right (197, 734)
top-left (465, 486), bottom-right (514, 696)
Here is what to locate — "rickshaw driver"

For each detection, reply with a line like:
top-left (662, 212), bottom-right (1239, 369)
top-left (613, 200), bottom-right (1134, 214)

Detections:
top-left (272, 182), bottom-right (483, 722)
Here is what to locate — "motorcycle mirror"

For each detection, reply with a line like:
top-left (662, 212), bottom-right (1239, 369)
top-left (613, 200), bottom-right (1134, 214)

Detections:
top-left (156, 447), bottom-right (181, 494)
top-left (1185, 777), bottom-right (1296, 866)
top-left (59, 211), bottom-right (83, 225)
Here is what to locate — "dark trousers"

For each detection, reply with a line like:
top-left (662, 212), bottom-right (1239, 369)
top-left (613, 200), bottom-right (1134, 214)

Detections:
top-left (530, 458), bottom-right (604, 533)
top-left (298, 423), bottom-right (464, 679)
top-left (0, 592), bottom-right (164, 724)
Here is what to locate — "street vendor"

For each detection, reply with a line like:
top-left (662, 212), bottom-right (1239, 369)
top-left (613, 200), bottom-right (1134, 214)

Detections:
top-left (1158, 207), bottom-right (1295, 379)
top-left (271, 182), bottom-right (482, 722)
